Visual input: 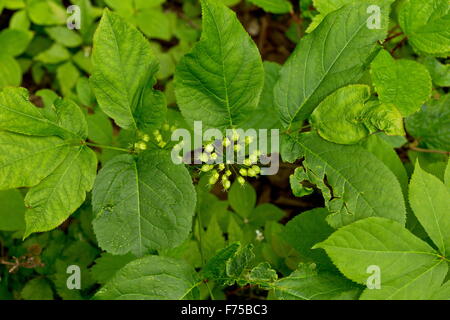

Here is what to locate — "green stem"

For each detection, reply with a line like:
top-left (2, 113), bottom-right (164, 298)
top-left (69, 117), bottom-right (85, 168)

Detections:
top-left (85, 142), bottom-right (132, 153)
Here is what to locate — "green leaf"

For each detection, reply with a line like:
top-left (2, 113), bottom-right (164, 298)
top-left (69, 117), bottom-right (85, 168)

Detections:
top-left (9, 10), bottom-right (30, 30)
top-left (420, 57), bottom-right (450, 87)
top-left (360, 133), bottom-right (409, 194)
top-left (274, 0), bottom-right (391, 128)
top-left (314, 217), bottom-right (440, 285)
top-left (86, 111), bottom-right (113, 145)
top-left (21, 278), bottom-right (53, 300)
top-left (274, 263), bottom-right (360, 300)
top-left (249, 203), bottom-right (285, 228)
top-left (248, 262), bottom-right (278, 286)
top-left (431, 281), bottom-right (450, 300)
top-left (0, 189), bottom-right (25, 231)
top-left (95, 256), bottom-right (199, 300)
top-left (398, 0), bottom-right (450, 57)
top-left (247, 0), bottom-right (292, 14)
top-left (226, 243), bottom-right (255, 284)
top-left (35, 43), bottom-right (70, 64)
top-left (0, 132), bottom-right (71, 190)
top-left (311, 85), bottom-right (404, 144)
top-left (409, 161), bottom-right (450, 255)
top-left (0, 53), bottom-right (21, 88)
top-left (24, 146), bottom-right (97, 237)
top-left (228, 181), bottom-right (256, 218)
top-left (283, 208), bottom-right (334, 269)
top-left (282, 132), bottom-right (406, 228)
top-left (136, 8), bottom-right (172, 40)
top-left (92, 151), bottom-right (196, 256)
top-left (56, 62), bottom-right (80, 96)
top-left (174, 0), bottom-right (264, 130)
top-left (201, 214), bottom-right (226, 261)
top-left (90, 252), bottom-right (136, 285)
top-left (0, 28), bottom-right (32, 57)
top-left (45, 26), bottom-right (83, 48)
top-left (445, 160), bottom-right (450, 190)
top-left (360, 259), bottom-right (448, 300)
top-left (203, 242), bottom-right (240, 282)
top-left (370, 49), bottom-right (432, 117)
top-left (406, 95), bottom-right (450, 152)
top-left (91, 10), bottom-right (165, 130)
top-left (0, 87), bottom-right (86, 139)
top-left (27, 0), bottom-right (66, 25)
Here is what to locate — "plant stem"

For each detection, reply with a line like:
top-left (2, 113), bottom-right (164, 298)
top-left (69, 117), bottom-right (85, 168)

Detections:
top-left (85, 142), bottom-right (132, 153)
top-left (409, 145), bottom-right (450, 156)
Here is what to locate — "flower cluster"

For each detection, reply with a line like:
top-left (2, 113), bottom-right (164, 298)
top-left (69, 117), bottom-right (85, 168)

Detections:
top-left (198, 130), bottom-right (263, 191)
top-left (134, 124), bottom-right (177, 152)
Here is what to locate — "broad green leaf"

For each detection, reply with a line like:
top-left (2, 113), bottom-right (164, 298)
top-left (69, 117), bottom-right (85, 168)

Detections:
top-left (0, 87), bottom-right (86, 138)
top-left (91, 10), bottom-right (165, 130)
top-left (136, 8), bottom-right (171, 40)
top-left (306, 0), bottom-right (354, 33)
top-left (56, 62), bottom-right (80, 97)
top-left (45, 26), bottom-right (82, 48)
top-left (370, 49), bottom-right (432, 117)
top-left (228, 181), bottom-right (256, 218)
top-left (409, 161), bottom-right (450, 255)
top-left (9, 10), bottom-right (30, 30)
top-left (242, 61), bottom-right (282, 130)
top-left (283, 208), bottom-right (334, 269)
top-left (398, 0), bottom-right (450, 57)
top-left (406, 94), bottom-right (450, 151)
top-left (35, 43), bottom-right (70, 64)
top-left (274, 263), bottom-right (361, 300)
top-left (274, 0), bottom-right (391, 128)
top-left (27, 0), bottom-right (66, 25)
top-left (314, 217), bottom-right (439, 285)
top-left (247, 0), bottom-right (292, 14)
top-left (90, 252), bottom-right (136, 285)
top-left (24, 146), bottom-right (97, 237)
top-left (174, 0), bottom-right (264, 130)
top-left (21, 278), bottom-right (53, 300)
top-left (95, 256), bottom-right (199, 300)
top-left (445, 160), bottom-right (450, 190)
top-left (249, 203), bottom-right (284, 228)
top-left (0, 132), bottom-right (71, 189)
top-left (360, 133), bottom-right (409, 194)
top-left (92, 151), bottom-right (196, 256)
top-left (360, 259), bottom-right (448, 300)
top-left (281, 132), bottom-right (406, 228)
top-left (431, 280), bottom-right (450, 300)
top-left (0, 28), bottom-right (32, 57)
top-left (0, 53), bottom-right (21, 88)
top-left (201, 214), bottom-right (226, 261)
top-left (420, 57), bottom-right (450, 87)
top-left (0, 189), bottom-right (25, 231)
top-left (159, 240), bottom-right (202, 269)
top-left (311, 85), bottom-right (404, 144)
top-left (86, 111), bottom-right (113, 145)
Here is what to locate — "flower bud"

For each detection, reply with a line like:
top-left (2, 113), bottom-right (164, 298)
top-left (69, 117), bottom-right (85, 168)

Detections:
top-left (134, 142), bottom-right (147, 151)
top-left (218, 163), bottom-right (225, 171)
top-left (200, 164), bottom-right (213, 172)
top-left (223, 179), bottom-right (231, 190)
top-left (252, 165), bottom-right (261, 174)
top-left (237, 176), bottom-right (245, 185)
top-left (225, 170), bottom-right (232, 177)
top-left (198, 153), bottom-right (209, 163)
top-left (239, 168), bottom-right (248, 176)
top-left (205, 144), bottom-right (214, 153)
top-left (243, 158), bottom-right (252, 166)
top-left (223, 137), bottom-right (231, 147)
top-left (247, 168), bottom-right (256, 177)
